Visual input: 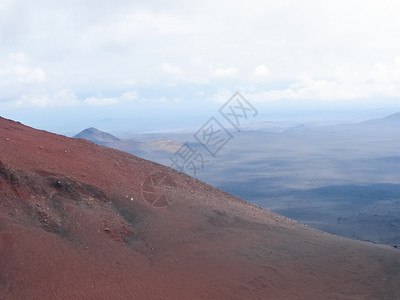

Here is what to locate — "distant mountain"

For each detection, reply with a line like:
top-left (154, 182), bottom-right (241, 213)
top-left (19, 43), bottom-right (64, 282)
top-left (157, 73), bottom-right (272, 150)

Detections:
top-left (361, 112), bottom-right (400, 126)
top-left (73, 128), bottom-right (183, 159)
top-left (74, 127), bottom-right (120, 145)
top-left (380, 112), bottom-right (400, 122)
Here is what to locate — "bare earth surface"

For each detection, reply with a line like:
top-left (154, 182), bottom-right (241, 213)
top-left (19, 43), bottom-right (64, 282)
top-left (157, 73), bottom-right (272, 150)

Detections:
top-left (0, 117), bottom-right (399, 299)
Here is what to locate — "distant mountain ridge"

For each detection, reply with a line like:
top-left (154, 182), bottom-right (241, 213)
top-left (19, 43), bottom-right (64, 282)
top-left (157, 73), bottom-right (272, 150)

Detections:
top-left (74, 127), bottom-right (120, 145)
top-left (361, 112), bottom-right (400, 125)
top-left (382, 112), bottom-right (400, 121)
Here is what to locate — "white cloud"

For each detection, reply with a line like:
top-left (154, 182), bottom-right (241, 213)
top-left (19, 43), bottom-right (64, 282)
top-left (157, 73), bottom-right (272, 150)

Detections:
top-left (212, 67), bottom-right (238, 78)
top-left (2, 89), bottom-right (139, 108)
top-left (115, 11), bottom-right (196, 37)
top-left (246, 58), bottom-right (400, 102)
top-left (83, 96), bottom-right (119, 106)
top-left (160, 63), bottom-right (182, 76)
top-left (14, 94), bottom-right (50, 108)
top-left (83, 91), bottom-right (138, 106)
top-left (120, 90), bottom-right (139, 101)
top-left (206, 88), bottom-right (233, 103)
top-left (0, 0), bottom-right (12, 11)
top-left (9, 51), bottom-right (27, 63)
top-left (0, 64), bottom-right (46, 84)
top-left (253, 65), bottom-right (269, 77)
top-left (13, 89), bottom-right (79, 108)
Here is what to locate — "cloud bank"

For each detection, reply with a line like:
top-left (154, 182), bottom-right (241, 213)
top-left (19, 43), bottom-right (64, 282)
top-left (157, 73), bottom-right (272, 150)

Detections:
top-left (0, 0), bottom-right (399, 112)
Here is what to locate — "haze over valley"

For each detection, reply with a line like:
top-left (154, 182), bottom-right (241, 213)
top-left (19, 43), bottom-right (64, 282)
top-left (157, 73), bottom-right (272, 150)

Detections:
top-left (74, 112), bottom-right (400, 246)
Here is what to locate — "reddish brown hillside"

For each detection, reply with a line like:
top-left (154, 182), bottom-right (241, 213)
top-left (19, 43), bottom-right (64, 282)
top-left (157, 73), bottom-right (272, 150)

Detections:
top-left (0, 117), bottom-right (399, 299)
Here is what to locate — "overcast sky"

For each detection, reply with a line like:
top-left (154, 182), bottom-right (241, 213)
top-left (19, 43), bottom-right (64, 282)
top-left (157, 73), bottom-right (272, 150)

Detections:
top-left (1, 0), bottom-right (400, 134)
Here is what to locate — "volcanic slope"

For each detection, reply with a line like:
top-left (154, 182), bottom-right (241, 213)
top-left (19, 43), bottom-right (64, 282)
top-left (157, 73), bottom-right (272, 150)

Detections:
top-left (0, 117), bottom-right (399, 300)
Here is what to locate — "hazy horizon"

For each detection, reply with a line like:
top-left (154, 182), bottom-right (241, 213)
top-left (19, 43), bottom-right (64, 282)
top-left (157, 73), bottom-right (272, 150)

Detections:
top-left (2, 103), bottom-right (399, 137)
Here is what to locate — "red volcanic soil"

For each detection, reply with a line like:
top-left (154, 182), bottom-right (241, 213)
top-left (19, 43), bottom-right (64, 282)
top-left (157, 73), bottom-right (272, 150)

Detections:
top-left (0, 117), bottom-right (400, 299)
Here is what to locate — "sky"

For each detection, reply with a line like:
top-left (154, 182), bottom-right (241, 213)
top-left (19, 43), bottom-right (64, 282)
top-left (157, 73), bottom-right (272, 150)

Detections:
top-left (1, 0), bottom-right (400, 135)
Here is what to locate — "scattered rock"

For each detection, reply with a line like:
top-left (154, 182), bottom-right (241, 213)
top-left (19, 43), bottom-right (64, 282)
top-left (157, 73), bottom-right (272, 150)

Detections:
top-left (55, 180), bottom-right (63, 188)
